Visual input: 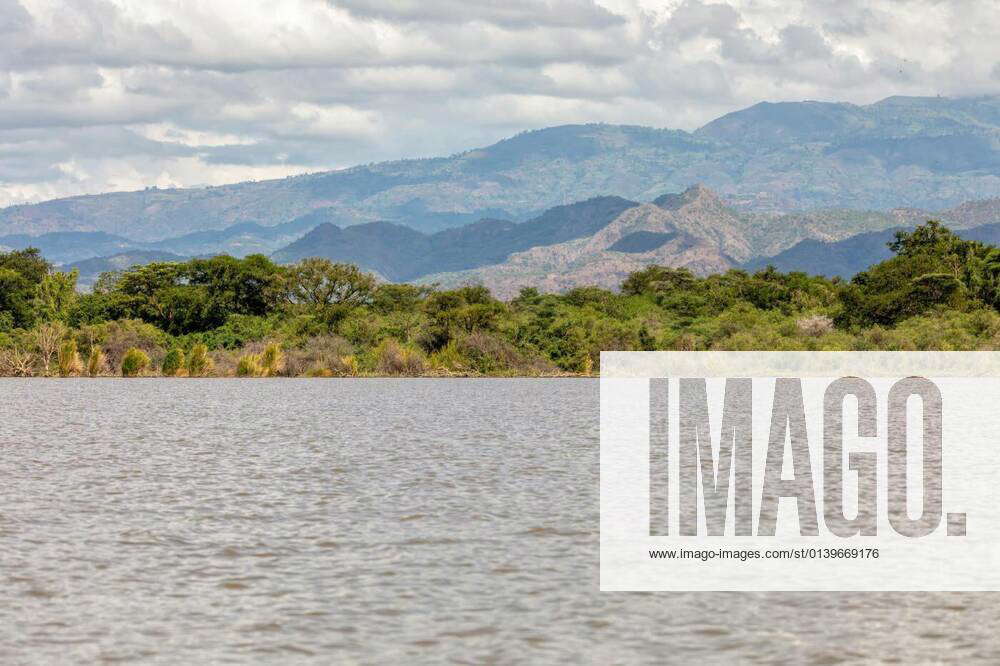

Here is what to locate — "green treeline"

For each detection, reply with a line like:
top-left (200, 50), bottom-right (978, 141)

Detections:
top-left (2, 221), bottom-right (1000, 377)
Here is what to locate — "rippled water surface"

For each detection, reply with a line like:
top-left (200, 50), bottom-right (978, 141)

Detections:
top-left (1, 378), bottom-right (997, 663)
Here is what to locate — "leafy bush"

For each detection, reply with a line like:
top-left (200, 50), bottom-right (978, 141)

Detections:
top-left (260, 343), bottom-right (283, 376)
top-left (189, 314), bottom-right (275, 350)
top-left (121, 348), bottom-right (150, 377)
top-left (162, 348), bottom-right (186, 377)
top-left (446, 331), bottom-right (552, 375)
top-left (336, 355), bottom-right (360, 377)
top-left (235, 342), bottom-right (283, 377)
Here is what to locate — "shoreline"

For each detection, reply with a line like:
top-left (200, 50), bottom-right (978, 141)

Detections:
top-left (0, 372), bottom-right (594, 379)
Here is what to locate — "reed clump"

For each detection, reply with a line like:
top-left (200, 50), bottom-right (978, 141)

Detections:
top-left (86, 345), bottom-right (106, 377)
top-left (236, 342), bottom-right (283, 377)
top-left (57, 339), bottom-right (82, 377)
top-left (186, 343), bottom-right (213, 377)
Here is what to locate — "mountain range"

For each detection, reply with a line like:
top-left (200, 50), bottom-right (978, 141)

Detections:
top-left (744, 221), bottom-right (1000, 278)
top-left (3, 94), bottom-right (1000, 294)
top-left (415, 188), bottom-right (1000, 297)
top-left (1, 94), bottom-right (998, 245)
top-left (8, 183), bottom-right (1000, 295)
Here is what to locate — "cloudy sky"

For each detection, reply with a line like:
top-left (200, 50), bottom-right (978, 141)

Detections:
top-left (1, 0), bottom-right (997, 207)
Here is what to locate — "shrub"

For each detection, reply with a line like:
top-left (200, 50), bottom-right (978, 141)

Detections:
top-left (32, 322), bottom-right (68, 376)
top-left (374, 339), bottom-right (426, 376)
top-left (0, 347), bottom-right (35, 377)
top-left (193, 314), bottom-right (275, 350)
top-left (429, 341), bottom-right (468, 374)
top-left (187, 343), bottom-right (213, 377)
top-left (338, 311), bottom-right (379, 348)
top-left (208, 350), bottom-right (236, 377)
top-left (439, 331), bottom-right (554, 376)
top-left (797, 314), bottom-right (835, 337)
top-left (121, 348), bottom-right (150, 377)
top-left (81, 319), bottom-right (167, 371)
top-left (87, 345), bottom-right (106, 377)
top-left (281, 335), bottom-right (354, 377)
top-left (162, 348), bottom-right (186, 376)
top-left (57, 339), bottom-right (82, 377)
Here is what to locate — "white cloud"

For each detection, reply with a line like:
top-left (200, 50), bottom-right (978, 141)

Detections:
top-left (0, 0), bottom-right (997, 207)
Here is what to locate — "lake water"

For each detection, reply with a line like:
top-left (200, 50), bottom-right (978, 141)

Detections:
top-left (0, 378), bottom-right (997, 663)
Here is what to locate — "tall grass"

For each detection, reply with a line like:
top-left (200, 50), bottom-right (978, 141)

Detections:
top-left (87, 345), bottom-right (106, 377)
top-left (236, 354), bottom-right (263, 377)
top-left (236, 342), bottom-right (283, 377)
top-left (57, 339), bottom-right (82, 377)
top-left (186, 343), bottom-right (213, 377)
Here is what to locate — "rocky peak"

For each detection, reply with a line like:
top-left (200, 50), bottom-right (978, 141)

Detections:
top-left (652, 184), bottom-right (725, 211)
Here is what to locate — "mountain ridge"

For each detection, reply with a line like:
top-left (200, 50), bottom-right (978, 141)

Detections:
top-left (271, 196), bottom-right (637, 281)
top-left (3, 94), bottom-right (998, 242)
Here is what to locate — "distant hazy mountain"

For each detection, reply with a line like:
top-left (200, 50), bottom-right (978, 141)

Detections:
top-left (745, 220), bottom-right (1000, 279)
top-left (742, 229), bottom-right (903, 278)
top-left (2, 94), bottom-right (998, 241)
top-left (0, 209), bottom-right (342, 266)
top-left (65, 250), bottom-right (191, 290)
top-left (145, 210), bottom-right (333, 257)
top-left (263, 183), bottom-right (1000, 296)
top-left (0, 231), bottom-right (137, 264)
top-left (417, 186), bottom-right (738, 296)
top-left (415, 190), bottom-right (1000, 296)
top-left (272, 196), bottom-right (637, 281)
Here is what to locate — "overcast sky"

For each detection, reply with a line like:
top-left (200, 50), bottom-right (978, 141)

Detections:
top-left (1, 0), bottom-right (997, 207)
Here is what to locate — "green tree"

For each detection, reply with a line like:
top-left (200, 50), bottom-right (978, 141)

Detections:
top-left (0, 248), bottom-right (51, 329)
top-left (621, 265), bottom-right (697, 295)
top-left (185, 254), bottom-right (284, 318)
top-left (33, 270), bottom-right (79, 323)
top-left (839, 222), bottom-right (985, 327)
top-left (281, 258), bottom-right (376, 326)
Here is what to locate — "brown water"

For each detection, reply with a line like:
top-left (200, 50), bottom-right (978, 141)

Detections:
top-left (0, 378), bottom-right (996, 663)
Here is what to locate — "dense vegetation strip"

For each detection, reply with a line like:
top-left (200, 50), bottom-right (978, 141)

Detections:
top-left (2, 221), bottom-right (1000, 378)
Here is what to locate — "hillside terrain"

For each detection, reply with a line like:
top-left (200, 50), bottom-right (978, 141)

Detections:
top-left (2, 95), bottom-right (998, 242)
top-left (39, 185), bottom-right (1000, 296)
top-left (271, 196), bottom-right (637, 281)
top-left (746, 221), bottom-right (1000, 278)
top-left (414, 189), bottom-right (1000, 296)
